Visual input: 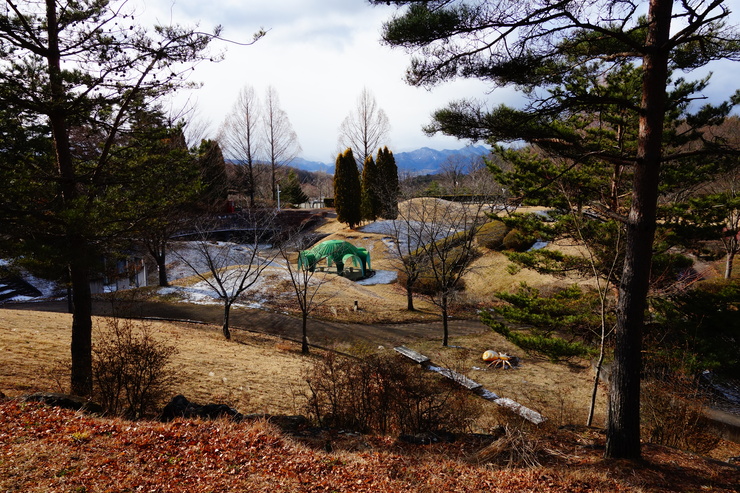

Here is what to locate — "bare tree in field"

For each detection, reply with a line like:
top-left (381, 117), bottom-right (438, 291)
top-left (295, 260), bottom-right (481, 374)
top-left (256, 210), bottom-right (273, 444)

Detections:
top-left (264, 86), bottom-right (301, 201)
top-left (172, 209), bottom-right (277, 339)
top-left (412, 198), bottom-right (491, 346)
top-left (220, 85), bottom-right (263, 207)
top-left (383, 199), bottom-right (433, 311)
top-left (277, 235), bottom-right (334, 355)
top-left (338, 87), bottom-right (390, 169)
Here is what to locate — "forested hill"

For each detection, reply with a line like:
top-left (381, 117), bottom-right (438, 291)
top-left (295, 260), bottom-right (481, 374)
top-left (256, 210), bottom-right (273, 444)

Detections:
top-left (290, 145), bottom-right (490, 174)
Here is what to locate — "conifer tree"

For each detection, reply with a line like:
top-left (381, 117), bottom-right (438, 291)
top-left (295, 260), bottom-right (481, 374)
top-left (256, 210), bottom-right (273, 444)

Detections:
top-left (334, 148), bottom-right (362, 228)
top-left (376, 146), bottom-right (399, 219)
top-left (361, 155), bottom-right (381, 221)
top-left (280, 169), bottom-right (309, 206)
top-left (0, 0), bottom-right (222, 395)
top-left (374, 0), bottom-right (740, 460)
top-left (197, 139), bottom-right (229, 209)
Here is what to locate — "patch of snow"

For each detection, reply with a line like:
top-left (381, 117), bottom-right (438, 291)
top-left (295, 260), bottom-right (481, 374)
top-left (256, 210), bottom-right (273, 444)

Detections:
top-left (360, 220), bottom-right (459, 252)
top-left (357, 270), bottom-right (397, 285)
top-left (527, 240), bottom-right (549, 251)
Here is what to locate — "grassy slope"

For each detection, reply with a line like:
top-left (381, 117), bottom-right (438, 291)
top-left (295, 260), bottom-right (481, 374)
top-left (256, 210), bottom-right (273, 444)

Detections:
top-left (2, 208), bottom-right (739, 490)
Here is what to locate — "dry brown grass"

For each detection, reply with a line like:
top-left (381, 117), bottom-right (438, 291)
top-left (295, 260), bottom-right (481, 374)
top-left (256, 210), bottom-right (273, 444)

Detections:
top-left (0, 307), bottom-right (605, 429)
top-left (402, 330), bottom-right (608, 430)
top-left (0, 309), bottom-right (310, 415)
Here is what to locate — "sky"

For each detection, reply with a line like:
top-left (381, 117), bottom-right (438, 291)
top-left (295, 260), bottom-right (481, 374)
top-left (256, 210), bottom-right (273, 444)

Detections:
top-left (134, 0), bottom-right (508, 162)
top-left (134, 0), bottom-right (740, 164)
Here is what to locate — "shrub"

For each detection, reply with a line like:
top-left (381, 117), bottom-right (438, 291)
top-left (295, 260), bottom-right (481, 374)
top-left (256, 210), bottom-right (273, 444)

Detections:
top-left (502, 228), bottom-right (535, 251)
top-left (301, 352), bottom-right (481, 435)
top-left (481, 310), bottom-right (595, 361)
top-left (641, 355), bottom-right (719, 454)
top-left (476, 220), bottom-right (510, 250)
top-left (93, 317), bottom-right (178, 419)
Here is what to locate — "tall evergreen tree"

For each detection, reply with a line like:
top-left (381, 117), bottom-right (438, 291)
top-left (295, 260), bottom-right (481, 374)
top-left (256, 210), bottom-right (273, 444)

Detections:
top-left (374, 0), bottom-right (740, 460)
top-left (361, 155), bottom-right (381, 221)
top-left (0, 0), bottom-right (220, 396)
top-left (376, 146), bottom-right (399, 219)
top-left (197, 139), bottom-right (229, 209)
top-left (334, 148), bottom-right (362, 228)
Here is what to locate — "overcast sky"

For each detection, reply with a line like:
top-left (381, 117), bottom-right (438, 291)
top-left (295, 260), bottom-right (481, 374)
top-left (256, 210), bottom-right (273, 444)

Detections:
top-left (136, 0), bottom-right (740, 163)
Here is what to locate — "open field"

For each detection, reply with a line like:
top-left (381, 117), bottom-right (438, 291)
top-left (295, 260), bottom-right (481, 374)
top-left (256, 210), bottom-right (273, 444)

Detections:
top-left (1, 206), bottom-right (736, 429)
top-left (0, 308), bottom-right (607, 428)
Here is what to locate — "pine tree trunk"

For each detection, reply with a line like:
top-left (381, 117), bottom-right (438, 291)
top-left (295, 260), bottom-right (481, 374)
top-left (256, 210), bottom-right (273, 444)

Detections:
top-left (605, 0), bottom-right (673, 461)
top-left (69, 255), bottom-right (93, 396)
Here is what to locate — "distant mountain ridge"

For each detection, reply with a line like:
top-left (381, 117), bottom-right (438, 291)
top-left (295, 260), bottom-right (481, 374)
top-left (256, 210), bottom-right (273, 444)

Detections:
top-left (290, 145), bottom-right (490, 175)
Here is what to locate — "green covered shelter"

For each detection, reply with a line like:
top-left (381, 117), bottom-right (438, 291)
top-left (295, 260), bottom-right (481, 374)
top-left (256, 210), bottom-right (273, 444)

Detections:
top-left (298, 240), bottom-right (371, 277)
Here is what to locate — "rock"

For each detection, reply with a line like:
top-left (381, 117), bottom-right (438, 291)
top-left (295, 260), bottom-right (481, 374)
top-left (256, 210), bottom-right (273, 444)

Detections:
top-left (160, 394), bottom-right (243, 422)
top-left (23, 392), bottom-right (103, 414)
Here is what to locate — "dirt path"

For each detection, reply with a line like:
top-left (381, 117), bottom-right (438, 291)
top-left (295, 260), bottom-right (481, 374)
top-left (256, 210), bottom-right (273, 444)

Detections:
top-left (3, 300), bottom-right (489, 349)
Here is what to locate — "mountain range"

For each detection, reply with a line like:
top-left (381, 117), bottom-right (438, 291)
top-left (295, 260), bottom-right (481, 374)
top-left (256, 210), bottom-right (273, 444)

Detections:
top-left (290, 145), bottom-right (491, 175)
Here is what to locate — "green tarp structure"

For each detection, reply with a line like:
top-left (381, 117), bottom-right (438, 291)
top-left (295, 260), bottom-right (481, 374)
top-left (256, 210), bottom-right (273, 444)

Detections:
top-left (298, 239), bottom-right (371, 276)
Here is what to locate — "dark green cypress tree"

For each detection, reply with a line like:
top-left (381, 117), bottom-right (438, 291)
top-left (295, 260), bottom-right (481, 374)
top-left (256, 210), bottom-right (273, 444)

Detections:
top-left (334, 148), bottom-right (362, 228)
top-left (361, 155), bottom-right (381, 221)
top-left (197, 139), bottom-right (229, 208)
top-left (376, 146), bottom-right (399, 219)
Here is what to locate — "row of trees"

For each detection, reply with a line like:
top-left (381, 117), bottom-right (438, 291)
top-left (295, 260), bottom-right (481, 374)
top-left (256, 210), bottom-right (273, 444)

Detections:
top-left (219, 86), bottom-right (302, 206)
top-left (373, 0), bottom-right (740, 460)
top-left (334, 146), bottom-right (400, 228)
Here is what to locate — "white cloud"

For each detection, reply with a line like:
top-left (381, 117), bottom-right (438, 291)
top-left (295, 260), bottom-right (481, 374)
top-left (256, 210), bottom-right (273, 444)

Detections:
top-left (138, 0), bottom-right (740, 163)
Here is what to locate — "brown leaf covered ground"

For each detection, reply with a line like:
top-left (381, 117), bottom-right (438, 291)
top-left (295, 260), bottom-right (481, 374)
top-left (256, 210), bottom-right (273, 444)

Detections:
top-left (1, 400), bottom-right (739, 493)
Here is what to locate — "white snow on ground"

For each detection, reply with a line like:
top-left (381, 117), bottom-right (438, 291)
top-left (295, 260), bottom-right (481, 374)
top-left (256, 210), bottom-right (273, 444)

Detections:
top-left (1, 235), bottom-right (398, 305)
top-left (0, 269), bottom-right (63, 302)
top-left (165, 241), bottom-right (275, 282)
top-left (357, 270), bottom-right (397, 285)
top-left (360, 219), bottom-right (458, 252)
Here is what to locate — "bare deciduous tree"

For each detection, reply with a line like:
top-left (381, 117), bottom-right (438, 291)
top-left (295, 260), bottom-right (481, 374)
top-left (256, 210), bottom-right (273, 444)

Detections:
top-left (172, 209), bottom-right (277, 339)
top-left (412, 198), bottom-right (491, 346)
top-left (264, 86), bottom-right (301, 201)
top-left (337, 87), bottom-right (390, 169)
top-left (383, 199), bottom-right (436, 311)
top-left (277, 235), bottom-right (334, 354)
top-left (220, 85), bottom-right (263, 207)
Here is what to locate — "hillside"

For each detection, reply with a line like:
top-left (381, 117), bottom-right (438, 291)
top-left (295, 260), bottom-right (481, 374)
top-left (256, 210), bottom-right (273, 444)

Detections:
top-left (1, 399), bottom-right (739, 492)
top-left (2, 204), bottom-right (739, 491)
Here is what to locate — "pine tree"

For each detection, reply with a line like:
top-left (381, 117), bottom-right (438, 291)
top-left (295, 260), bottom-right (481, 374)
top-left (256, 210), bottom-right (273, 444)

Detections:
top-left (374, 0), bottom-right (740, 460)
top-left (280, 169), bottom-right (309, 206)
top-left (334, 148), bottom-right (362, 228)
top-left (197, 139), bottom-right (229, 208)
top-left (361, 155), bottom-right (381, 221)
top-left (376, 146), bottom-right (399, 219)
